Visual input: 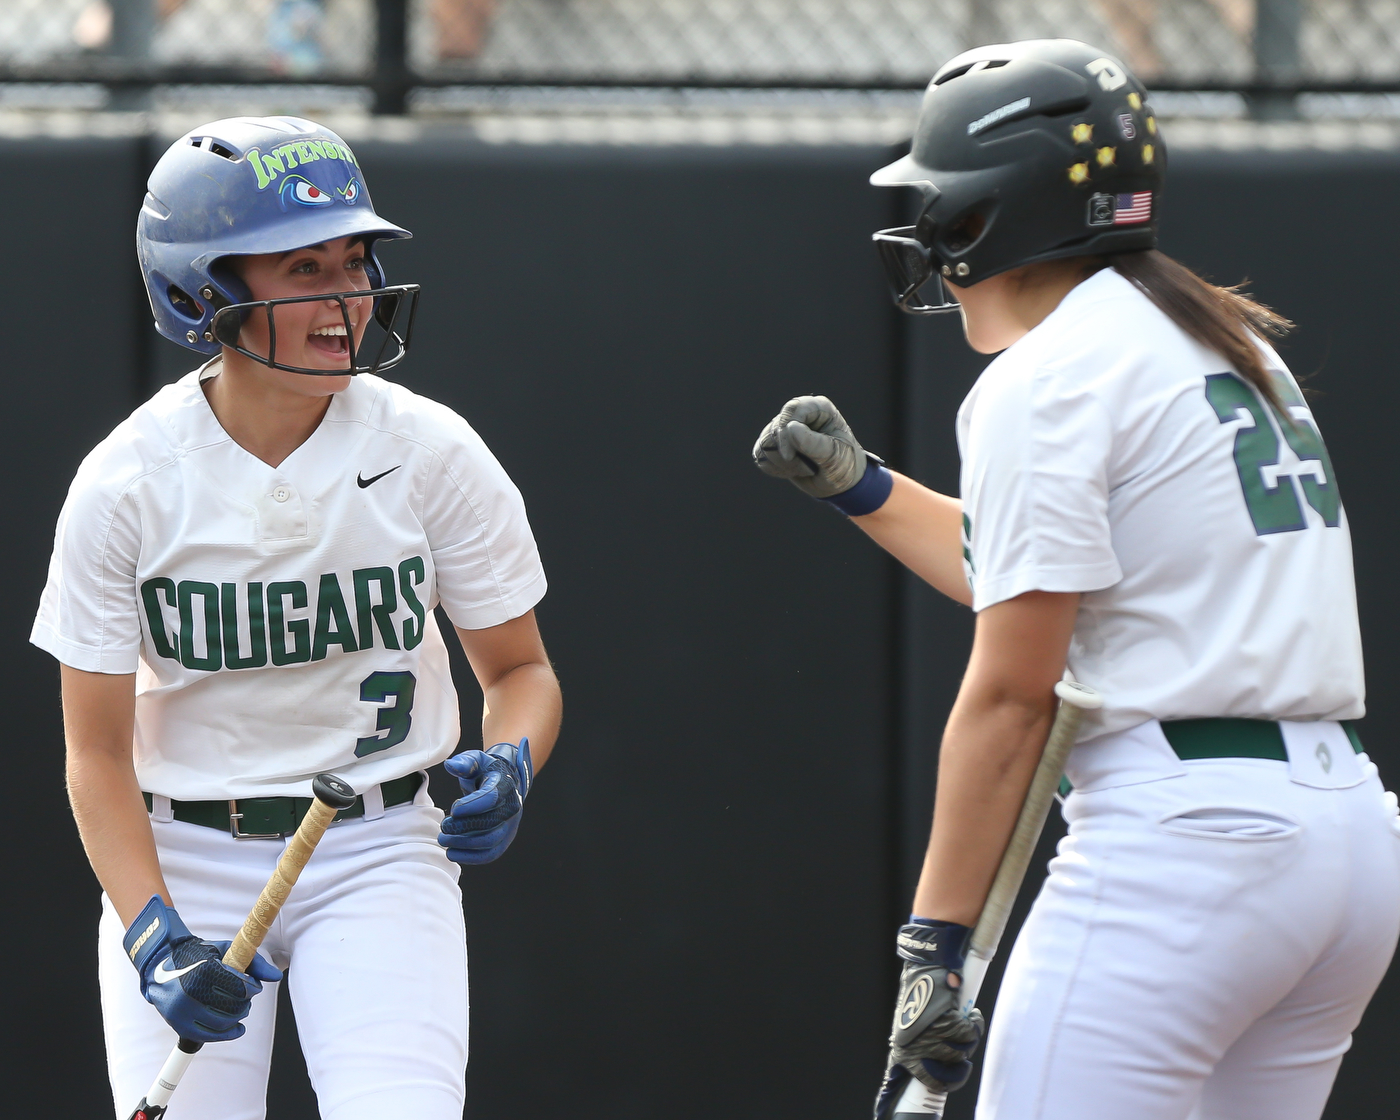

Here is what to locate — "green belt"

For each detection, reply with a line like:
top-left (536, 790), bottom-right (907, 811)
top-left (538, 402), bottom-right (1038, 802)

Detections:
top-left (1058, 719), bottom-right (1364, 797)
top-left (1161, 718), bottom-right (1364, 761)
top-left (143, 772), bottom-right (423, 838)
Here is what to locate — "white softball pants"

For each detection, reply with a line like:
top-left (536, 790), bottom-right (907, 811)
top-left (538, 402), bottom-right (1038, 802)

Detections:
top-left (97, 788), bottom-right (467, 1120)
top-left (976, 719), bottom-right (1400, 1120)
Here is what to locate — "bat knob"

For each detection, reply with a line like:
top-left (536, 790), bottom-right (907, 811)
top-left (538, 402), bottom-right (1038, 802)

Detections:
top-left (312, 773), bottom-right (358, 810)
top-left (1054, 679), bottom-right (1104, 710)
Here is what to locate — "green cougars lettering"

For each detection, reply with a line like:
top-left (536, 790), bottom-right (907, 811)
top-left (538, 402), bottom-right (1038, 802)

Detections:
top-left (141, 558), bottom-right (427, 672)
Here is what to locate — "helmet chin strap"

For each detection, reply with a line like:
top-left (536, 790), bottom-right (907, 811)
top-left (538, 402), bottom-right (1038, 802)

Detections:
top-left (899, 272), bottom-right (960, 316)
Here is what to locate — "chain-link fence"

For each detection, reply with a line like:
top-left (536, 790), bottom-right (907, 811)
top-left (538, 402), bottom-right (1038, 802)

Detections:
top-left (3, 0), bottom-right (1400, 102)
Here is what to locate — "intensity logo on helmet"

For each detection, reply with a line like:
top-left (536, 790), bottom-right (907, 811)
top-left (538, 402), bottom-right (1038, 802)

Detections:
top-left (245, 138), bottom-right (362, 192)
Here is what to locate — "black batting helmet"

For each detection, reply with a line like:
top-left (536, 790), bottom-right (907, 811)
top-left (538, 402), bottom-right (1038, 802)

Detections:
top-left (872, 39), bottom-right (1166, 313)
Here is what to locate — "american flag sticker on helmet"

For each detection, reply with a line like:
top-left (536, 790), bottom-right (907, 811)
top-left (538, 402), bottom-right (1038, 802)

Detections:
top-left (1114, 191), bottom-right (1153, 224)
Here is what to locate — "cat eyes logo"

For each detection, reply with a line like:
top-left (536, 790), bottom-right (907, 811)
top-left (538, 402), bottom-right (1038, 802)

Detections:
top-left (246, 138), bottom-right (363, 210)
top-left (278, 174), bottom-right (362, 209)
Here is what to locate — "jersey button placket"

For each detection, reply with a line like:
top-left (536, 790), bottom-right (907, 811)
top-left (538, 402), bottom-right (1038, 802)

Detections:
top-left (259, 482), bottom-right (307, 542)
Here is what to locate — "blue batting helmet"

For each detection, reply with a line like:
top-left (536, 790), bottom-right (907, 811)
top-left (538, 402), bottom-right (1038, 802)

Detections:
top-left (137, 115), bottom-right (411, 355)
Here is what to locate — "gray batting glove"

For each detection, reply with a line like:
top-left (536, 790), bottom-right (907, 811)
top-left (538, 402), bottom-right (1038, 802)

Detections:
top-left (882, 921), bottom-right (985, 1102)
top-left (752, 395), bottom-right (879, 499)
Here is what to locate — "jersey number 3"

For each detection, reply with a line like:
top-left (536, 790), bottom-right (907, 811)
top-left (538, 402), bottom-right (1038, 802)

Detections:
top-left (1204, 373), bottom-right (1341, 536)
top-left (356, 670), bottom-right (417, 757)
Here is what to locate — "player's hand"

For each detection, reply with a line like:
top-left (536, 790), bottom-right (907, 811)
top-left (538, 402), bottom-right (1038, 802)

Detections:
top-left (438, 738), bottom-right (533, 865)
top-left (874, 921), bottom-right (986, 1119)
top-left (752, 395), bottom-right (876, 499)
top-left (122, 896), bottom-right (282, 1044)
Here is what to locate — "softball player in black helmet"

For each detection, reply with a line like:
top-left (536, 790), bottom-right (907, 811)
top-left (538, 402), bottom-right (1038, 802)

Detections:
top-left (756, 39), bottom-right (1400, 1120)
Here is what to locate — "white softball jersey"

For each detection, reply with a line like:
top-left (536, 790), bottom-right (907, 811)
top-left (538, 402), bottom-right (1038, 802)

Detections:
top-left (957, 266), bottom-right (1363, 737)
top-left (32, 362), bottom-right (547, 799)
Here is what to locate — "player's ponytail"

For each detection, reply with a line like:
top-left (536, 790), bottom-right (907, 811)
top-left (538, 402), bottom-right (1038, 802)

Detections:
top-left (1110, 250), bottom-right (1293, 411)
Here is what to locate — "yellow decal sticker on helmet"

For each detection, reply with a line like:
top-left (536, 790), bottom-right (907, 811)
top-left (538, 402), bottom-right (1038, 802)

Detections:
top-left (1096, 146), bottom-right (1117, 167)
top-left (1068, 163), bottom-right (1090, 185)
top-left (1071, 122), bottom-right (1093, 144)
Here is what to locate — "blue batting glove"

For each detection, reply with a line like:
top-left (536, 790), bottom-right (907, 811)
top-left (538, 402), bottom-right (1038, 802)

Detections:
top-left (438, 738), bottom-right (532, 865)
top-left (123, 896), bottom-right (282, 1043)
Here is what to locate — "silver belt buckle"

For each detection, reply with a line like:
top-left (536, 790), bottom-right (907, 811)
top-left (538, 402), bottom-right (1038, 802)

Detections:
top-left (228, 799), bottom-right (285, 840)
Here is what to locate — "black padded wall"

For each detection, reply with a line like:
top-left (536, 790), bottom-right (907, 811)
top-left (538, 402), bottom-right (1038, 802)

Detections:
top-left (0, 136), bottom-right (153, 1116)
top-left (5, 133), bottom-right (1398, 1120)
top-left (358, 141), bottom-right (904, 1120)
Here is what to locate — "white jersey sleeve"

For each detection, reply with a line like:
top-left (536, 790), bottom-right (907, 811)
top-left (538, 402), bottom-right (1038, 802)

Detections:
top-left (958, 349), bottom-right (1122, 610)
top-left (33, 428), bottom-right (157, 674)
top-left (413, 397), bottom-right (548, 630)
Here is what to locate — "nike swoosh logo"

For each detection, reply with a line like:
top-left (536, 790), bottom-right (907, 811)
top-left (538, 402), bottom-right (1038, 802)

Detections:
top-left (357, 465), bottom-right (401, 488)
top-left (153, 957), bottom-right (208, 985)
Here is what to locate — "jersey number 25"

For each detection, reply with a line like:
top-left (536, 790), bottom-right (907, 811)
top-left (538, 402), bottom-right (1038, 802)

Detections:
top-left (1204, 372), bottom-right (1341, 536)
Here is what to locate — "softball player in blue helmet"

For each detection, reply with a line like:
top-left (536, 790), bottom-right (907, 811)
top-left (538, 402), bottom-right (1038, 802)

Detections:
top-left (755, 40), bottom-right (1400, 1120)
top-left (34, 115), bottom-right (562, 1119)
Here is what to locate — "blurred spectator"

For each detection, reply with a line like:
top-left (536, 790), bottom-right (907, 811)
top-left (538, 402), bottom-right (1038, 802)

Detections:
top-left (1097, 0), bottom-right (1254, 78)
top-left (434, 0), bottom-right (497, 60)
top-left (267, 0), bottom-right (326, 74)
top-left (71, 1), bottom-right (112, 49)
top-left (73, 0), bottom-right (499, 69)
top-left (74, 0), bottom-right (185, 52)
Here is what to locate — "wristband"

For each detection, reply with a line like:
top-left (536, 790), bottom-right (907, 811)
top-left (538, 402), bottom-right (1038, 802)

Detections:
top-left (896, 919), bottom-right (973, 969)
top-left (822, 459), bottom-right (894, 517)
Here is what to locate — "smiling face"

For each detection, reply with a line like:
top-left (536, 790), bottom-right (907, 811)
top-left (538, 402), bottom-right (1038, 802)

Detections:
top-left (226, 235), bottom-right (374, 390)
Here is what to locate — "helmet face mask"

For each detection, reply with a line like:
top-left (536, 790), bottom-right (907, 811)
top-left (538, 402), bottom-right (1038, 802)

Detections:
top-left (872, 227), bottom-right (959, 315)
top-left (209, 283), bottom-right (421, 376)
top-left (871, 39), bottom-right (1166, 314)
top-left (138, 116), bottom-right (418, 371)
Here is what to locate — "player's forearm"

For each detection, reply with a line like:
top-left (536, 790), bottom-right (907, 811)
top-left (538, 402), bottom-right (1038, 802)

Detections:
top-left (66, 746), bottom-right (170, 926)
top-left (481, 661), bottom-right (562, 769)
top-left (911, 689), bottom-right (1055, 924)
top-left (853, 472), bottom-right (972, 606)
top-left (61, 666), bottom-right (169, 926)
top-left (909, 590), bottom-right (1079, 923)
